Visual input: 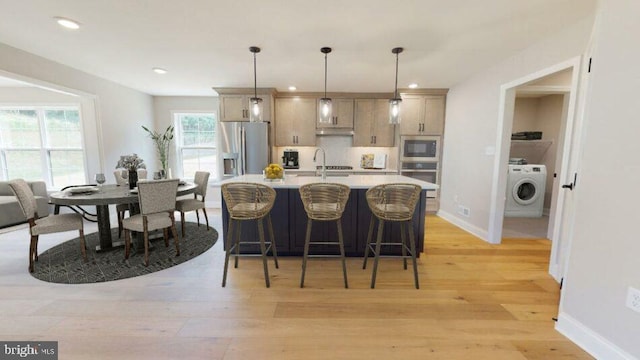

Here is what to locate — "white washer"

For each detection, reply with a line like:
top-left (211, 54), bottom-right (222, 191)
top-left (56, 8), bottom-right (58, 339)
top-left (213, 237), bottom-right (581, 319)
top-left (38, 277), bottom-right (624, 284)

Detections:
top-left (505, 164), bottom-right (547, 217)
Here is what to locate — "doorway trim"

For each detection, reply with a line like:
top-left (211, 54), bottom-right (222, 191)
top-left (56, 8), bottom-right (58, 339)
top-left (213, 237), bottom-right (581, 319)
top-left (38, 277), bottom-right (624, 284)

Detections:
top-left (487, 56), bottom-right (582, 280)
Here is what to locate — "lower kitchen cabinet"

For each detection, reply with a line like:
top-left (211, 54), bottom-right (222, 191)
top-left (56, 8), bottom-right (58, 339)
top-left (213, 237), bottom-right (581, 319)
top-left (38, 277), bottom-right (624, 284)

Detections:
top-left (221, 188), bottom-right (425, 257)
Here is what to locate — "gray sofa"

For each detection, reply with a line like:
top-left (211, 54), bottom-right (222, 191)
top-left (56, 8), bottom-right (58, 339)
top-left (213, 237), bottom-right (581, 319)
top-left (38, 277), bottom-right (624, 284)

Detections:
top-left (0, 180), bottom-right (50, 228)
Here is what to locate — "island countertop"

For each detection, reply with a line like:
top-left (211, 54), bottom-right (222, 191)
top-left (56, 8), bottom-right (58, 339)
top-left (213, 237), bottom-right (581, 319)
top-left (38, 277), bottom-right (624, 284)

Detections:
top-left (217, 174), bottom-right (439, 190)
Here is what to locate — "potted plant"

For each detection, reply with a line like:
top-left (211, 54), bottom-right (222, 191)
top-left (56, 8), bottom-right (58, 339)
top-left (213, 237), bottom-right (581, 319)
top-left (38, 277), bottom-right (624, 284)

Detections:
top-left (142, 125), bottom-right (174, 178)
top-left (116, 154), bottom-right (146, 189)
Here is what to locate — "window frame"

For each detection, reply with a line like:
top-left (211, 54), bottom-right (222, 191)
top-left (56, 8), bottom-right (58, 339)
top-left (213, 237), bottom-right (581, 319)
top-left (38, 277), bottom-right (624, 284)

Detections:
top-left (0, 105), bottom-right (87, 188)
top-left (173, 111), bottom-right (218, 180)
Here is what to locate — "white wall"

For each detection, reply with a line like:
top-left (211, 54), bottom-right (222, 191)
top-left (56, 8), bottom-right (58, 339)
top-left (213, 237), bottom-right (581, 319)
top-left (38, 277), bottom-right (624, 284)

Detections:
top-left (556, 0), bottom-right (640, 358)
top-left (439, 15), bottom-right (595, 239)
top-left (0, 43), bottom-right (154, 184)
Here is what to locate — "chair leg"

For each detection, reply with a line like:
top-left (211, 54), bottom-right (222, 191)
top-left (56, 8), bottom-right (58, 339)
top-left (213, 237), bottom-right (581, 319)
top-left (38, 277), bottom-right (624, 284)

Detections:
top-left (170, 221), bottom-right (180, 257)
top-left (337, 218), bottom-right (348, 289)
top-left (362, 216), bottom-right (376, 269)
top-left (143, 221), bottom-right (150, 266)
top-left (408, 220), bottom-right (419, 289)
top-left (202, 208), bottom-right (210, 230)
top-left (222, 218), bottom-right (235, 287)
top-left (181, 211), bottom-right (186, 237)
top-left (34, 237), bottom-right (39, 261)
top-left (267, 213), bottom-right (279, 269)
top-left (371, 219), bottom-right (385, 289)
top-left (28, 235), bottom-right (37, 273)
top-left (124, 229), bottom-right (131, 259)
top-left (234, 225), bottom-right (242, 269)
top-left (300, 218), bottom-right (313, 288)
top-left (257, 217), bottom-right (270, 288)
top-left (196, 210), bottom-right (201, 227)
top-left (163, 228), bottom-right (170, 247)
top-left (79, 229), bottom-right (87, 262)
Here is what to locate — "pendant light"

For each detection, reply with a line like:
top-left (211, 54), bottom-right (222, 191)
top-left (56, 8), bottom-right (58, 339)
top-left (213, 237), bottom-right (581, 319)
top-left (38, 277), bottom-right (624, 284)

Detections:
top-left (249, 46), bottom-right (263, 123)
top-left (389, 47), bottom-right (404, 124)
top-left (318, 47), bottom-right (333, 124)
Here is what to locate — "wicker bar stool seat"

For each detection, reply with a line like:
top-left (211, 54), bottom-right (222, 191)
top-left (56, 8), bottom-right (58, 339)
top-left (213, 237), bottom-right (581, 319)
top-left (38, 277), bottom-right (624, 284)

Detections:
top-left (363, 183), bottom-right (422, 289)
top-left (221, 182), bottom-right (279, 288)
top-left (299, 182), bottom-right (350, 288)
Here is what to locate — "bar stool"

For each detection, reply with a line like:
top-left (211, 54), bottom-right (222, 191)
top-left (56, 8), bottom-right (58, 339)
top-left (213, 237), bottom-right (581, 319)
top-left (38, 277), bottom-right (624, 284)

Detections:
top-left (221, 182), bottom-right (279, 288)
top-left (363, 183), bottom-right (422, 289)
top-left (299, 183), bottom-right (350, 288)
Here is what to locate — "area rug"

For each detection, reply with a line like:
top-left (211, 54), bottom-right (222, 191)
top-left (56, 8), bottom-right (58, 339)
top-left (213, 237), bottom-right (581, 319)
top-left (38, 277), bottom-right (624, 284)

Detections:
top-left (31, 222), bottom-right (217, 284)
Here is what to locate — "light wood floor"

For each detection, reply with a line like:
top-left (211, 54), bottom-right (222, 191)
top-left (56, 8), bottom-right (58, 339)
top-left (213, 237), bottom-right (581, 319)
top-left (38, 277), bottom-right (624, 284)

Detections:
top-left (0, 212), bottom-right (593, 359)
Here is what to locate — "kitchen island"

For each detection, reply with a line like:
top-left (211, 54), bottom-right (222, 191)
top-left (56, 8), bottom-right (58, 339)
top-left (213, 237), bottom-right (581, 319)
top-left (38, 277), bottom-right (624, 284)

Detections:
top-left (218, 174), bottom-right (438, 257)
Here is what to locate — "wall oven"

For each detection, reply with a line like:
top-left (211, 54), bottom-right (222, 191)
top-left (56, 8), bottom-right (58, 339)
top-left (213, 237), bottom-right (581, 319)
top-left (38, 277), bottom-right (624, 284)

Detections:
top-left (400, 135), bottom-right (440, 162)
top-left (399, 135), bottom-right (441, 212)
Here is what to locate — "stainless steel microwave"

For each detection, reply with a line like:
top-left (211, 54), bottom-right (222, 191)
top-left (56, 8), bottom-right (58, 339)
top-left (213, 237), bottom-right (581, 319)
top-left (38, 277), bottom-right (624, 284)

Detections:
top-left (400, 135), bottom-right (440, 162)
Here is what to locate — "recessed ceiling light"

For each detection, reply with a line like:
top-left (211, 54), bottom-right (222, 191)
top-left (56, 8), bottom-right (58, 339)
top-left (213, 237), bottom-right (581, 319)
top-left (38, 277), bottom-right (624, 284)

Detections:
top-left (408, 83), bottom-right (419, 89)
top-left (288, 86), bottom-right (297, 91)
top-left (54, 17), bottom-right (80, 30)
top-left (152, 67), bottom-right (168, 74)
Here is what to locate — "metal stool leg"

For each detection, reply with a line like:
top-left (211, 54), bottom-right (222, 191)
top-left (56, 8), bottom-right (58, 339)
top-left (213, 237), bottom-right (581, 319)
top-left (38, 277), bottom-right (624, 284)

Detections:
top-left (222, 218), bottom-right (235, 287)
top-left (267, 213), bottom-right (279, 269)
top-left (370, 219), bottom-right (385, 289)
top-left (408, 220), bottom-right (419, 289)
top-left (337, 218), bottom-right (348, 288)
top-left (362, 216), bottom-right (376, 269)
top-left (257, 217), bottom-right (270, 288)
top-left (234, 224), bottom-right (242, 268)
top-left (401, 222), bottom-right (408, 270)
top-left (300, 218), bottom-right (313, 288)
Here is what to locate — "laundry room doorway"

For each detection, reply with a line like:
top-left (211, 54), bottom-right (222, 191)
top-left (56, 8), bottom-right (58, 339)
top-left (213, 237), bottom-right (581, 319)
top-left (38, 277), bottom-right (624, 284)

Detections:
top-left (487, 56), bottom-right (586, 282)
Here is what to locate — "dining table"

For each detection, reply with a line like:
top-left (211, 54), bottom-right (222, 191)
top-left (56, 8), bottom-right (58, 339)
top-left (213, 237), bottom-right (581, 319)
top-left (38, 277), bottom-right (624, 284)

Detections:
top-left (49, 182), bottom-right (197, 252)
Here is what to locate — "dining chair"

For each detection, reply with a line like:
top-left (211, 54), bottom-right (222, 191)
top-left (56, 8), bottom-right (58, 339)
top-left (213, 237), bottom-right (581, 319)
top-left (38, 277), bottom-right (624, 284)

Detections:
top-left (298, 182), bottom-right (351, 288)
top-left (175, 171), bottom-right (210, 237)
top-left (9, 179), bottom-right (87, 273)
top-left (115, 169), bottom-right (147, 238)
top-left (123, 178), bottom-right (180, 266)
top-left (221, 182), bottom-right (278, 287)
top-left (363, 183), bottom-right (422, 289)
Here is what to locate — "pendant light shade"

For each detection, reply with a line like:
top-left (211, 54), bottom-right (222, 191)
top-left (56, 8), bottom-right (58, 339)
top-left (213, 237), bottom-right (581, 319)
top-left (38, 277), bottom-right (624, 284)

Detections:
top-left (249, 46), bottom-right (263, 123)
top-left (319, 47), bottom-right (333, 124)
top-left (389, 47), bottom-right (404, 124)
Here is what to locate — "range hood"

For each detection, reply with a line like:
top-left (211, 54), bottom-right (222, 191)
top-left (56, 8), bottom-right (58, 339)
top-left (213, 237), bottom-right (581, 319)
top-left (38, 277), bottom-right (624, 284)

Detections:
top-left (315, 128), bottom-right (354, 136)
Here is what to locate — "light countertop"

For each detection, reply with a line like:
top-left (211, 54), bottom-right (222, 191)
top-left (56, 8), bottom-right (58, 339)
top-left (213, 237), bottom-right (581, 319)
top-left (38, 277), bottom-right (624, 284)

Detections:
top-left (215, 174), bottom-right (438, 190)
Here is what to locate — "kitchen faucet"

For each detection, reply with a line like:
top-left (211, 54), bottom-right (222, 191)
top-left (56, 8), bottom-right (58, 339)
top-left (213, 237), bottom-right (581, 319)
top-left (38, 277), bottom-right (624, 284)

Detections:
top-left (313, 147), bottom-right (326, 180)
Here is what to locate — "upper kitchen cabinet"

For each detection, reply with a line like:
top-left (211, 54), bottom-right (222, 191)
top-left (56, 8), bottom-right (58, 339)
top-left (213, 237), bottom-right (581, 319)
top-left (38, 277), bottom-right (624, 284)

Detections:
top-left (316, 98), bottom-right (354, 129)
top-left (275, 97), bottom-right (317, 146)
top-left (353, 99), bottom-right (395, 147)
top-left (214, 88), bottom-right (275, 122)
top-left (398, 91), bottom-right (447, 135)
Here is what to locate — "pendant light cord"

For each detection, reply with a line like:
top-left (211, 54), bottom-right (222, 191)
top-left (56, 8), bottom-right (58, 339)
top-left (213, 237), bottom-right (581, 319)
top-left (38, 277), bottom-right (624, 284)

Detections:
top-left (324, 52), bottom-right (328, 98)
top-left (394, 51), bottom-right (399, 99)
top-left (253, 52), bottom-right (257, 99)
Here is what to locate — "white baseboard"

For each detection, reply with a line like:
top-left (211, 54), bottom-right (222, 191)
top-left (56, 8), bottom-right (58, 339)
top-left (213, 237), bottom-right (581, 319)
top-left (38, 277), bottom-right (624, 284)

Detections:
top-left (556, 312), bottom-right (638, 360)
top-left (436, 210), bottom-right (489, 242)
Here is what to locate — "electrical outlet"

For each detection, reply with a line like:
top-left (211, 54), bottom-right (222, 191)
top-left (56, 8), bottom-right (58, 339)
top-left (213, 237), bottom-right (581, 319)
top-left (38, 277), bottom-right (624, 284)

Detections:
top-left (457, 205), bottom-right (470, 217)
top-left (626, 286), bottom-right (640, 313)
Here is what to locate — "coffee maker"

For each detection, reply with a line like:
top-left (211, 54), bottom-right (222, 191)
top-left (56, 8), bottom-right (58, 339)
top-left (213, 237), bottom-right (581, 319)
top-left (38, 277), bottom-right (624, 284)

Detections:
top-left (282, 149), bottom-right (299, 169)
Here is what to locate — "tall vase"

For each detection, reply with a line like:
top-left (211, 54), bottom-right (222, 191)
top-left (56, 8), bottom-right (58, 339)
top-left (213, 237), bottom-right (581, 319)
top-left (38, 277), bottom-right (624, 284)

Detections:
top-left (128, 170), bottom-right (138, 189)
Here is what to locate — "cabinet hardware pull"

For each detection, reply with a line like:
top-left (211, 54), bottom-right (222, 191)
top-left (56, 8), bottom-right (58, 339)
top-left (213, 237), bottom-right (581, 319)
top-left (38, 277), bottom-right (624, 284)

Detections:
top-left (374, 136), bottom-right (377, 144)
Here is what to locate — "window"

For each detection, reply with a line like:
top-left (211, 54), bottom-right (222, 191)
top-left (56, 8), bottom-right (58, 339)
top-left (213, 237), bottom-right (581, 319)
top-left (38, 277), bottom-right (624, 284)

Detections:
top-left (174, 112), bottom-right (217, 179)
top-left (0, 106), bottom-right (86, 188)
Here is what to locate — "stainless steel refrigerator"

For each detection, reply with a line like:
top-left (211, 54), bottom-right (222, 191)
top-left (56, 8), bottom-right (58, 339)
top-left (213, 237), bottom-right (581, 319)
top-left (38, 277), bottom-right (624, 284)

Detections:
top-left (219, 122), bottom-right (270, 178)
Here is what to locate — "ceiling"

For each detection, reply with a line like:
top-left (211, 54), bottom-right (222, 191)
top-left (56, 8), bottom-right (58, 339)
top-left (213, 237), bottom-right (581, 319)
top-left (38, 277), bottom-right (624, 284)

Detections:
top-left (0, 0), bottom-right (597, 96)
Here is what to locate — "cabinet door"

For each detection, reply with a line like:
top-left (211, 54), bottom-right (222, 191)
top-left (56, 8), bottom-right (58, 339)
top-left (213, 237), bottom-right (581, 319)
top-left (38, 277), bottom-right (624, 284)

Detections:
top-left (275, 98), bottom-right (317, 146)
top-left (292, 98), bottom-right (317, 146)
top-left (371, 99), bottom-right (395, 146)
top-left (317, 98), bottom-right (354, 129)
top-left (424, 96), bottom-right (445, 134)
top-left (399, 97), bottom-right (425, 134)
top-left (353, 99), bottom-right (375, 146)
top-left (220, 95), bottom-right (248, 121)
